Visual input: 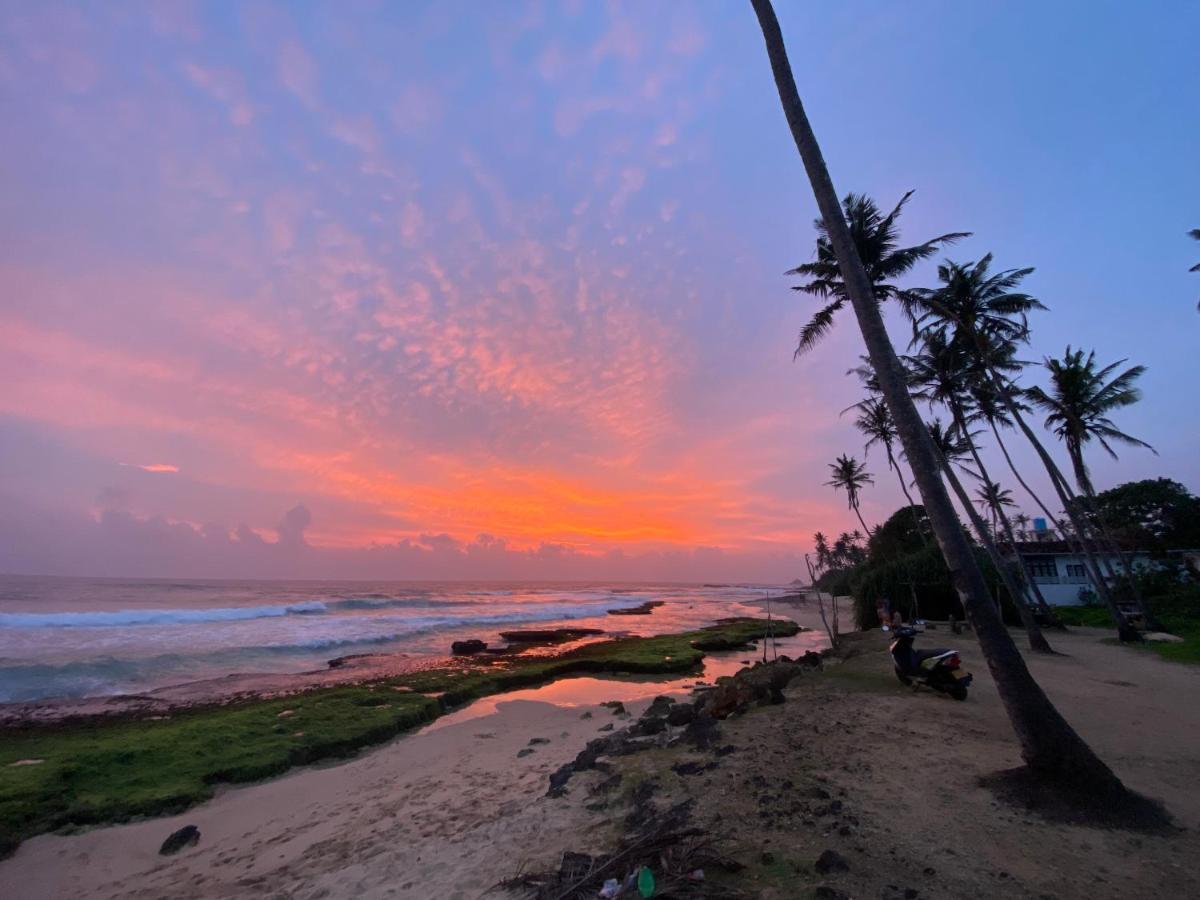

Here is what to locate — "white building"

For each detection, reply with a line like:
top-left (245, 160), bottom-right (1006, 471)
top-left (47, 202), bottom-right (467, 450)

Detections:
top-left (1008, 540), bottom-right (1151, 606)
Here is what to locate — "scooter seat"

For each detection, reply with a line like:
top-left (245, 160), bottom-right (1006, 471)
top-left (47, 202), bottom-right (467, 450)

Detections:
top-left (914, 648), bottom-right (953, 667)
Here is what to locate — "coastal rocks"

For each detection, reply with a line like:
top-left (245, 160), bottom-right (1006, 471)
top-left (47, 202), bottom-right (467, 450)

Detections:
top-left (159, 825), bottom-right (200, 855)
top-left (667, 703), bottom-right (697, 727)
top-left (497, 627), bottom-right (604, 645)
top-left (814, 849), bottom-right (850, 875)
top-left (517, 748), bottom-right (536, 758)
top-left (694, 656), bottom-right (821, 720)
top-left (450, 639), bottom-right (488, 655)
top-left (607, 600), bottom-right (665, 616)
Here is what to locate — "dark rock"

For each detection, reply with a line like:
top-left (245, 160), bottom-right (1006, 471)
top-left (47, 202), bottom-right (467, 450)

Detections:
top-left (600, 700), bottom-right (626, 715)
top-left (681, 712), bottom-right (720, 749)
top-left (450, 638), bottom-right (488, 655)
top-left (498, 627), bottom-right (603, 644)
top-left (667, 703), bottom-right (697, 726)
top-left (645, 695), bottom-right (676, 717)
top-left (607, 600), bottom-right (665, 616)
top-left (547, 763), bottom-right (575, 797)
top-left (671, 760), bottom-right (713, 776)
top-left (159, 825), bottom-right (200, 855)
top-left (633, 716), bottom-right (667, 736)
top-left (815, 888), bottom-right (850, 900)
top-left (517, 748), bottom-right (535, 758)
top-left (528, 737), bottom-right (550, 745)
top-left (598, 722), bottom-right (614, 732)
top-left (580, 711), bottom-right (593, 719)
top-left (814, 849), bottom-right (850, 875)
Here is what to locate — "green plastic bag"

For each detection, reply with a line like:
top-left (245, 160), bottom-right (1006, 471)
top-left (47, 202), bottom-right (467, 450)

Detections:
top-left (637, 865), bottom-right (656, 898)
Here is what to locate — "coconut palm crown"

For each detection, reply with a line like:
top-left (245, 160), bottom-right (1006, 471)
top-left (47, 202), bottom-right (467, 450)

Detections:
top-left (788, 192), bottom-right (969, 355)
top-left (1025, 347), bottom-right (1155, 497)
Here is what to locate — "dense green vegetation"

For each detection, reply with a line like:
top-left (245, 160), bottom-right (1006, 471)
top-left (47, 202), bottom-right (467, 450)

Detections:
top-left (0, 617), bottom-right (798, 856)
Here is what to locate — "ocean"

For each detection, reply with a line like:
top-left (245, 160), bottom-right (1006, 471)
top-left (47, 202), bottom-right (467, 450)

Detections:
top-left (0, 576), bottom-right (796, 703)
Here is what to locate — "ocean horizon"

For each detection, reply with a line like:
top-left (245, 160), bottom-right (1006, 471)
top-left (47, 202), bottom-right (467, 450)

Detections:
top-left (0, 574), bottom-right (797, 703)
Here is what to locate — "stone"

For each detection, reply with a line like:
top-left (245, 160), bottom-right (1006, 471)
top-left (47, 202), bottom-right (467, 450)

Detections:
top-left (498, 628), bottom-right (603, 644)
top-left (598, 722), bottom-right (614, 732)
top-left (528, 737), bottom-right (551, 745)
top-left (450, 639), bottom-right (488, 655)
top-left (517, 748), bottom-right (535, 758)
top-left (814, 849), bottom-right (850, 875)
top-left (667, 703), bottom-right (697, 726)
top-left (159, 825), bottom-right (200, 855)
top-left (607, 600), bottom-right (665, 616)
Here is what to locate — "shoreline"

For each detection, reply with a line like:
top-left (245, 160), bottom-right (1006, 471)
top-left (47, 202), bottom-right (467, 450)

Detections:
top-left (0, 617), bottom-right (821, 859)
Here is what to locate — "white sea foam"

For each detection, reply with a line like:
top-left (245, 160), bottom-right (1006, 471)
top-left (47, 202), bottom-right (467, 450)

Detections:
top-left (0, 600), bottom-right (329, 628)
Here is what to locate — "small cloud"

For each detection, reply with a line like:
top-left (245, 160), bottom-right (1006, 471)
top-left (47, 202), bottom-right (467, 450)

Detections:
top-left (120, 463), bottom-right (180, 474)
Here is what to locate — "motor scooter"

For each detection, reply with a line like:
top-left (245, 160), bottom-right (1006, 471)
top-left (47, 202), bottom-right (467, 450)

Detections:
top-left (889, 626), bottom-right (972, 701)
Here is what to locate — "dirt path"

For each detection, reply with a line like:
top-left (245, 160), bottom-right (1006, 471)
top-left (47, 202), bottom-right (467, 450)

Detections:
top-left (603, 625), bottom-right (1200, 898)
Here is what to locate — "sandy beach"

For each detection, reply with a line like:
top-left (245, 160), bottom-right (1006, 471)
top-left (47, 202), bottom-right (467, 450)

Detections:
top-left (0, 616), bottom-right (828, 899)
top-left (5, 603), bottom-right (1200, 899)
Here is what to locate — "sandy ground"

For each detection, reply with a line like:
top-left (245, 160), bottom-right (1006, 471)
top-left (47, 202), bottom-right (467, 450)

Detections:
top-left (5, 608), bottom-right (1196, 900)
top-left (600, 619), bottom-right (1200, 899)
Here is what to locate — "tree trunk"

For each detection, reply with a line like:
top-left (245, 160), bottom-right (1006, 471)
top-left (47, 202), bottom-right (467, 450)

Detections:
top-left (851, 501), bottom-right (872, 538)
top-left (987, 421), bottom-right (1076, 625)
top-left (888, 446), bottom-right (929, 547)
top-left (1069, 444), bottom-right (1159, 629)
top-left (948, 404), bottom-right (1054, 653)
top-left (980, 367), bottom-right (1130, 629)
top-left (750, 0), bottom-right (1128, 790)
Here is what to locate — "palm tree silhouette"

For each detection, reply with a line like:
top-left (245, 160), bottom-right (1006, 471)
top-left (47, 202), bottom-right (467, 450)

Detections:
top-left (751, 0), bottom-right (1140, 800)
top-left (1026, 347), bottom-right (1155, 498)
top-left (825, 454), bottom-right (873, 536)
top-left (788, 192), bottom-right (968, 355)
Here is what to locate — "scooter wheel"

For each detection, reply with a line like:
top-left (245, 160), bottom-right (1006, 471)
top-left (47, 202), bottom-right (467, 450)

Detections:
top-left (895, 671), bottom-right (912, 686)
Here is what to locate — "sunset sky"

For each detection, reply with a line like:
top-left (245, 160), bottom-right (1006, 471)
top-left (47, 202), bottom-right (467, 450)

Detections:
top-left (2, 1), bottom-right (1197, 581)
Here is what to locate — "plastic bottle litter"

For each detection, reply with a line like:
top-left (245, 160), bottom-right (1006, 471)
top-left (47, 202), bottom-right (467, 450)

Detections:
top-left (598, 878), bottom-right (621, 899)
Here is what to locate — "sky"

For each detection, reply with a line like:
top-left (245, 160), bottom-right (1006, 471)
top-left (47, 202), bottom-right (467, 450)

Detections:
top-left (1, 1), bottom-right (1197, 582)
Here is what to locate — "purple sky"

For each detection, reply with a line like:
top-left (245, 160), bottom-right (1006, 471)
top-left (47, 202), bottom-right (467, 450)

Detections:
top-left (1, 1), bottom-right (1197, 581)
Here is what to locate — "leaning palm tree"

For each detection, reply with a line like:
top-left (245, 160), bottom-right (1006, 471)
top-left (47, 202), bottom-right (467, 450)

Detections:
top-left (1027, 347), bottom-right (1158, 624)
top-left (826, 454), bottom-right (874, 536)
top-left (788, 194), bottom-right (968, 354)
top-left (1025, 347), bottom-right (1154, 498)
top-left (750, 0), bottom-right (1142, 801)
top-left (975, 481), bottom-right (1014, 539)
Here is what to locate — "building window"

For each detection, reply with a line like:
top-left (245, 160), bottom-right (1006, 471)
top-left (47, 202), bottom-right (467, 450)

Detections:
top-left (1026, 559), bottom-right (1058, 579)
top-left (1065, 564), bottom-right (1086, 578)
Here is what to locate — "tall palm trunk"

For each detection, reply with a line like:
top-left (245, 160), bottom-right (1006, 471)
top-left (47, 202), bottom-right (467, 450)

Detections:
top-left (946, 405), bottom-right (1053, 653)
top-left (988, 420), bottom-right (1085, 625)
top-left (750, 0), bottom-right (1129, 790)
top-left (850, 500), bottom-right (871, 538)
top-left (1066, 443), bottom-right (1158, 628)
top-left (887, 446), bottom-right (929, 547)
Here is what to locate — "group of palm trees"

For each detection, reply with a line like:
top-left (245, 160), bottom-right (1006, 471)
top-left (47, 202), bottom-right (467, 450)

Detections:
top-left (814, 190), bottom-right (1156, 653)
top-left (750, 0), bottom-right (1170, 805)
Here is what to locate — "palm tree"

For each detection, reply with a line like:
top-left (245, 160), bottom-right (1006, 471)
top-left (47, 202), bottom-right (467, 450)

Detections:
top-left (1025, 347), bottom-right (1154, 498)
top-left (1027, 347), bottom-right (1158, 625)
top-left (788, 195), bottom-right (968, 354)
top-left (975, 481), bottom-right (1014, 538)
top-left (826, 454), bottom-right (874, 536)
top-left (907, 257), bottom-right (1129, 628)
top-left (750, 0), bottom-right (1137, 798)
top-left (855, 396), bottom-right (927, 546)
